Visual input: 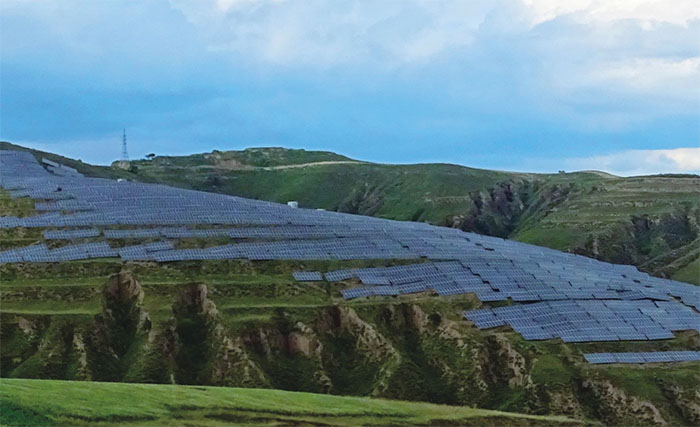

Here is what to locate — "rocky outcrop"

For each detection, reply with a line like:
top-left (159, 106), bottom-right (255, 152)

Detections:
top-left (582, 378), bottom-right (667, 426)
top-left (243, 317), bottom-right (332, 393)
top-left (166, 283), bottom-right (267, 387)
top-left (485, 335), bottom-right (532, 388)
top-left (448, 180), bottom-right (571, 238)
top-left (318, 305), bottom-right (398, 365)
top-left (70, 332), bottom-right (90, 380)
top-left (664, 384), bottom-right (700, 426)
top-left (545, 389), bottom-right (585, 419)
top-left (317, 305), bottom-right (401, 396)
top-left (211, 335), bottom-right (268, 387)
top-left (87, 270), bottom-right (151, 381)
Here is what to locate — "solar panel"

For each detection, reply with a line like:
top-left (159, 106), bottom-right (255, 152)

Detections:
top-left (2, 148), bottom-right (699, 344)
top-left (292, 271), bottom-right (324, 282)
top-left (584, 352), bottom-right (700, 364)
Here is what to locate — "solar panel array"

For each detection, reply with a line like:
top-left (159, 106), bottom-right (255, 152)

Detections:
top-left (1, 149), bottom-right (489, 264)
top-left (43, 228), bottom-right (101, 239)
top-left (312, 258), bottom-right (699, 342)
top-left (584, 351), bottom-right (700, 364)
top-left (292, 271), bottom-right (324, 282)
top-left (463, 300), bottom-right (698, 341)
top-left (2, 149), bottom-right (699, 347)
top-left (0, 242), bottom-right (116, 262)
top-left (319, 261), bottom-right (698, 308)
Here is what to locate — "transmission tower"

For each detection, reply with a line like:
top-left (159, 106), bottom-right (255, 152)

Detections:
top-left (121, 128), bottom-right (130, 163)
top-left (117, 129), bottom-right (131, 169)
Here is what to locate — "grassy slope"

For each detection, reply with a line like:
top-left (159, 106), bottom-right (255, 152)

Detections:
top-left (0, 141), bottom-right (697, 282)
top-left (513, 176), bottom-right (699, 249)
top-left (672, 256), bottom-right (699, 283)
top-left (145, 147), bottom-right (353, 168)
top-left (1, 143), bottom-right (699, 424)
top-left (2, 261), bottom-right (699, 425)
top-left (134, 157), bottom-right (521, 221)
top-left (0, 379), bottom-right (579, 426)
top-left (2, 141), bottom-right (698, 282)
top-left (131, 151), bottom-right (699, 282)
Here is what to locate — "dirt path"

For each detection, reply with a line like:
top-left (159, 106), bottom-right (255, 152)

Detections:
top-left (261, 161), bottom-right (366, 170)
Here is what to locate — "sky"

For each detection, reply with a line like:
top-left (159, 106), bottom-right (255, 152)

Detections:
top-left (1, 0), bottom-right (698, 175)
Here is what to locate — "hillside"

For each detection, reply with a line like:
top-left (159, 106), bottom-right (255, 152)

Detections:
top-left (1, 141), bottom-right (697, 283)
top-left (0, 141), bottom-right (135, 181)
top-left (2, 264), bottom-right (699, 425)
top-left (129, 148), bottom-right (700, 284)
top-left (1, 147), bottom-right (699, 426)
top-left (0, 379), bottom-right (580, 426)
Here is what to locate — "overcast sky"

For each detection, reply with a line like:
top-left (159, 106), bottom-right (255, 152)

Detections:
top-left (1, 0), bottom-right (698, 175)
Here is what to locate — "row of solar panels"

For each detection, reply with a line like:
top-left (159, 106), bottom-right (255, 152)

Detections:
top-left (0, 152), bottom-right (613, 269)
top-left (40, 225), bottom-right (455, 241)
top-left (0, 242), bottom-right (116, 262)
top-left (314, 260), bottom-right (698, 311)
top-left (2, 149), bottom-right (699, 347)
top-left (464, 300), bottom-right (699, 342)
top-left (584, 351), bottom-right (700, 364)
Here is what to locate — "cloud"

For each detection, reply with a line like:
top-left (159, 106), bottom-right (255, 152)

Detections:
top-left (1, 0), bottom-right (698, 168)
top-left (565, 147), bottom-right (700, 176)
top-left (165, 0), bottom-right (700, 116)
top-left (168, 0), bottom-right (700, 65)
top-left (521, 0), bottom-right (700, 27)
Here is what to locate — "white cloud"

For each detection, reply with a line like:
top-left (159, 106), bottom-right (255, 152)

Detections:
top-left (592, 57), bottom-right (699, 88)
top-left (166, 0), bottom-right (700, 114)
top-left (169, 0), bottom-right (497, 65)
top-left (522, 0), bottom-right (700, 27)
top-left (169, 0), bottom-right (700, 65)
top-left (565, 147), bottom-right (700, 176)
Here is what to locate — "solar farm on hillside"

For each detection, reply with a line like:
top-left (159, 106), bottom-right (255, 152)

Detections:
top-left (1, 149), bottom-right (698, 359)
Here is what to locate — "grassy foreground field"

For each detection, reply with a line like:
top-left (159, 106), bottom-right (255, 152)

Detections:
top-left (0, 379), bottom-right (580, 426)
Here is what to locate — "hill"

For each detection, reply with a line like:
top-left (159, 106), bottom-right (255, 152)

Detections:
top-left (2, 261), bottom-right (699, 425)
top-left (1, 141), bottom-right (697, 283)
top-left (128, 147), bottom-right (699, 284)
top-left (0, 378), bottom-right (580, 426)
top-left (1, 147), bottom-right (699, 426)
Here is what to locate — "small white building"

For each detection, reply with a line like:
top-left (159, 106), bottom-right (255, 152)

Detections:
top-left (287, 201), bottom-right (299, 208)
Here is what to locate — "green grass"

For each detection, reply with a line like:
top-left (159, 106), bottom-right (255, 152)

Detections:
top-left (530, 354), bottom-right (573, 386)
top-left (672, 256), bottom-right (699, 284)
top-left (0, 379), bottom-right (581, 426)
top-left (122, 146), bottom-right (700, 279)
top-left (585, 364), bottom-right (700, 404)
top-left (0, 189), bottom-right (37, 218)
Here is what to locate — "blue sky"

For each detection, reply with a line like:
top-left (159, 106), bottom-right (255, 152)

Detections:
top-left (1, 0), bottom-right (698, 175)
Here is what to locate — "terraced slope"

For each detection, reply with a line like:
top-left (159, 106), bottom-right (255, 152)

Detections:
top-left (1, 147), bottom-right (699, 425)
top-left (2, 265), bottom-right (699, 425)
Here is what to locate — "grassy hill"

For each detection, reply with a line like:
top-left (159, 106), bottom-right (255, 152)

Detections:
top-left (129, 148), bottom-right (700, 284)
top-left (1, 141), bottom-right (697, 283)
top-left (1, 143), bottom-right (700, 425)
top-left (0, 378), bottom-right (580, 426)
top-left (1, 141), bottom-right (696, 282)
